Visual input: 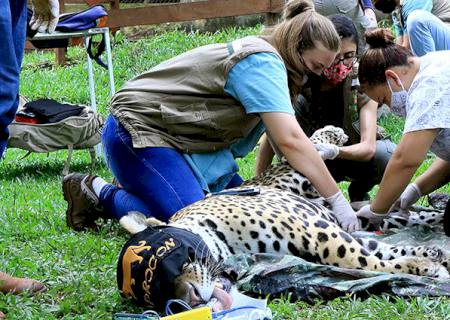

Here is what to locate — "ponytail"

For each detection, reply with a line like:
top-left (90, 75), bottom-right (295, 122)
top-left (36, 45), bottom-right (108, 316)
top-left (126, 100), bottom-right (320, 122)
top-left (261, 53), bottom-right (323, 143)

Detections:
top-left (265, 0), bottom-right (340, 99)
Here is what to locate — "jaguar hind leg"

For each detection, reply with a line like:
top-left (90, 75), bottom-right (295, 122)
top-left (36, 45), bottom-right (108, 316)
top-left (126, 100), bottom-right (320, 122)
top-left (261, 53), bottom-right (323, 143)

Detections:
top-left (354, 237), bottom-right (450, 272)
top-left (361, 211), bottom-right (444, 232)
top-left (300, 216), bottom-right (450, 279)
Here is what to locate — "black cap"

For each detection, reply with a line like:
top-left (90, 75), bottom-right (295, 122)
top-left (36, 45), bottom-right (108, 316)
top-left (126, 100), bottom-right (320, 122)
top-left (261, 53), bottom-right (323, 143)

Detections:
top-left (117, 226), bottom-right (212, 310)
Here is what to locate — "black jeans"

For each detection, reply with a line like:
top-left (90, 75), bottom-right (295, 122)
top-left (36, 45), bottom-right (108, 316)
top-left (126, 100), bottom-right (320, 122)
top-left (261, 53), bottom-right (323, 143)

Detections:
top-left (326, 139), bottom-right (396, 202)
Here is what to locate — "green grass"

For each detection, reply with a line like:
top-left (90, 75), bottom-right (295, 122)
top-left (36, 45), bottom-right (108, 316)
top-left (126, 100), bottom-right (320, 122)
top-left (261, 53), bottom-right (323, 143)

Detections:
top-left (0, 27), bottom-right (449, 319)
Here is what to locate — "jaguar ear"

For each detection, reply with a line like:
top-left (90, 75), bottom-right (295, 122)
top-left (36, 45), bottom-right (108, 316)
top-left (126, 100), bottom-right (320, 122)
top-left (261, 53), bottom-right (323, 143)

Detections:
top-left (119, 211), bottom-right (150, 234)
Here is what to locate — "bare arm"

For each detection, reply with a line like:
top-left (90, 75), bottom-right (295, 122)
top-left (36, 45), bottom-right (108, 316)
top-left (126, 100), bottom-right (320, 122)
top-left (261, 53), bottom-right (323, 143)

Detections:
top-left (337, 100), bottom-right (378, 161)
top-left (255, 134), bottom-right (275, 176)
top-left (414, 157), bottom-right (450, 195)
top-left (396, 34), bottom-right (411, 50)
top-left (371, 129), bottom-right (438, 213)
top-left (260, 112), bottom-right (339, 198)
top-left (402, 34), bottom-right (411, 50)
top-left (396, 35), bottom-right (405, 46)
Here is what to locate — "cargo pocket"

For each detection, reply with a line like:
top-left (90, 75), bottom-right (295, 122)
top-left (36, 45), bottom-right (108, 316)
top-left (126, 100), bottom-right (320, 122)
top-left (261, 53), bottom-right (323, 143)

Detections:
top-left (333, 0), bottom-right (358, 14)
top-left (160, 102), bottom-right (216, 136)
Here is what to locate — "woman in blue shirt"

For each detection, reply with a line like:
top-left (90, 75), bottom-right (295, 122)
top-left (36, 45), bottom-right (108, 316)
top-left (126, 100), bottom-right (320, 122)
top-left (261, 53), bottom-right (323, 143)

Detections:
top-left (63, 0), bottom-right (361, 234)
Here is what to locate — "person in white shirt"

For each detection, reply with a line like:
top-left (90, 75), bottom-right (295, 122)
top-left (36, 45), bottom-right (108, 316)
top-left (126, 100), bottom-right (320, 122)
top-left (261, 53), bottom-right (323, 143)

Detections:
top-left (355, 28), bottom-right (450, 227)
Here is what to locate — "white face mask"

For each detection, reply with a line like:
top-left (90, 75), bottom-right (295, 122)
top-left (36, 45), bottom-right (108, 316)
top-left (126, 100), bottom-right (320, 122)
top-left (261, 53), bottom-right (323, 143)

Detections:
top-left (387, 75), bottom-right (408, 117)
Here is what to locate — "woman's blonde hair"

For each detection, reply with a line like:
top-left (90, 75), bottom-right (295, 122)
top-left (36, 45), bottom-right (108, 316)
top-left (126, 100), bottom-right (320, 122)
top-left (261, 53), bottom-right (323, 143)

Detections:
top-left (265, 0), bottom-right (340, 99)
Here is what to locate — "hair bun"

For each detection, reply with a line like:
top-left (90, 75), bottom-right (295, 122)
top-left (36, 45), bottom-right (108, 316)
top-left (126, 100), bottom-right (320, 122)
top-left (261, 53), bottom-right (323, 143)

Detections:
top-left (283, 0), bottom-right (315, 20)
top-left (365, 28), bottom-right (396, 48)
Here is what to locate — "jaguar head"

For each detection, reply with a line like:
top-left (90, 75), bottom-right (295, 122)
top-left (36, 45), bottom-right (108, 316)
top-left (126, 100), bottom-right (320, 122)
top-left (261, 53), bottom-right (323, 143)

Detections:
top-left (310, 125), bottom-right (349, 146)
top-left (173, 259), bottom-right (233, 311)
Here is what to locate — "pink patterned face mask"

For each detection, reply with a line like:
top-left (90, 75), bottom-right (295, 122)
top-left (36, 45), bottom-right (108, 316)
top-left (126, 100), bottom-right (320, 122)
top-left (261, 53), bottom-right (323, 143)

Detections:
top-left (322, 63), bottom-right (353, 85)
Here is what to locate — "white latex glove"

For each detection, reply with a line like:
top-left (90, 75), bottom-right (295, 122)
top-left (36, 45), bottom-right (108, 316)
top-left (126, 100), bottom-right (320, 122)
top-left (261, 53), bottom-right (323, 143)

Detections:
top-left (30, 0), bottom-right (60, 33)
top-left (356, 204), bottom-right (388, 229)
top-left (326, 191), bottom-right (360, 233)
top-left (400, 183), bottom-right (422, 210)
top-left (314, 143), bottom-right (339, 160)
top-left (390, 183), bottom-right (422, 217)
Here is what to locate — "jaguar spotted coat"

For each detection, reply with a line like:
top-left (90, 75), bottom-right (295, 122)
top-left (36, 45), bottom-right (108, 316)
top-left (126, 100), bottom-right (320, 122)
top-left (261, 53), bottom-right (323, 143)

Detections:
top-left (121, 125), bottom-right (449, 307)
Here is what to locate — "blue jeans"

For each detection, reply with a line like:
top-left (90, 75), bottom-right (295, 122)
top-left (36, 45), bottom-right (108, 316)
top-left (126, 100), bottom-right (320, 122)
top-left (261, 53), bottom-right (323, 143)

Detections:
top-left (407, 10), bottom-right (450, 57)
top-left (0, 0), bottom-right (27, 157)
top-left (100, 115), bottom-right (242, 221)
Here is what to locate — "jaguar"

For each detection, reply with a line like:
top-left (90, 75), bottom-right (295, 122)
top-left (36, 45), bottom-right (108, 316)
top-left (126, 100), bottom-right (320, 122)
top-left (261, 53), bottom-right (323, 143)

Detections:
top-left (119, 125), bottom-right (449, 309)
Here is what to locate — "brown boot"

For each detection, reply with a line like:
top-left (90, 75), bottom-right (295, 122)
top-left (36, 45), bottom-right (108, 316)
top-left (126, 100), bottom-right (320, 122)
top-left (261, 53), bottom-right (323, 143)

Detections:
top-left (0, 272), bottom-right (46, 295)
top-left (62, 173), bottom-right (104, 231)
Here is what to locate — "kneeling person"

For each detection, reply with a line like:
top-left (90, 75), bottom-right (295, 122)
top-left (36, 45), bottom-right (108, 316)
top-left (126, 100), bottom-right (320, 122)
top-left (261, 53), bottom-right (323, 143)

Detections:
top-left (256, 14), bottom-right (396, 205)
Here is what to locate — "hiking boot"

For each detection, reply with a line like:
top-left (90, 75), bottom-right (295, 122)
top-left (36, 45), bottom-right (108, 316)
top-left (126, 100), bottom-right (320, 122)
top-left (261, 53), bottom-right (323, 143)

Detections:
top-left (62, 173), bottom-right (104, 231)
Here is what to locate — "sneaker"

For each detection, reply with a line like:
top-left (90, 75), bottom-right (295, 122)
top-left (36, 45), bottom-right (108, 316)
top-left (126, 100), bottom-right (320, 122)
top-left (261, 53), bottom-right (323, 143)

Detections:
top-left (62, 173), bottom-right (103, 231)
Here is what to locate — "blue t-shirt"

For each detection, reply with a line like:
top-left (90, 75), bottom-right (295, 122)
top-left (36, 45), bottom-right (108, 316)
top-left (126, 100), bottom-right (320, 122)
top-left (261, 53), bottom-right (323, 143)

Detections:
top-left (393, 0), bottom-right (433, 36)
top-left (184, 52), bottom-right (294, 192)
top-left (361, 0), bottom-right (374, 9)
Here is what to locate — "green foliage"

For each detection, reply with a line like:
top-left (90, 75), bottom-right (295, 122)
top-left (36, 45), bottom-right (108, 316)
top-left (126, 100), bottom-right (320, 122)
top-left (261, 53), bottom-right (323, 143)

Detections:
top-left (1, 27), bottom-right (448, 319)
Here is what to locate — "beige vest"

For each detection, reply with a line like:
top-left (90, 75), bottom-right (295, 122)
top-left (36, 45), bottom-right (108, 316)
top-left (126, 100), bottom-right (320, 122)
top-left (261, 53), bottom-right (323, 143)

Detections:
top-left (110, 36), bottom-right (281, 153)
top-left (432, 0), bottom-right (450, 24)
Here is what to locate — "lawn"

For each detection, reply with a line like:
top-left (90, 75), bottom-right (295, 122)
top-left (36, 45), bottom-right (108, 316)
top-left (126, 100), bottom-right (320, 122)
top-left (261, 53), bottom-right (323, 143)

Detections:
top-left (0, 26), bottom-right (449, 319)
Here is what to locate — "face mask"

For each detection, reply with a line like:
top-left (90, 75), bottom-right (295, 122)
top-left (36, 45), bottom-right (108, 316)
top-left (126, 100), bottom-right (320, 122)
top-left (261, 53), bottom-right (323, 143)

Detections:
top-left (322, 63), bottom-right (353, 85)
top-left (387, 75), bottom-right (408, 117)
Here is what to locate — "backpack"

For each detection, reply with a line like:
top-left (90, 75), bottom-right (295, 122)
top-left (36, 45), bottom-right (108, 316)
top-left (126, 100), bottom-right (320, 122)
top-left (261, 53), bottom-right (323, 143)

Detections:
top-left (7, 98), bottom-right (104, 174)
top-left (27, 5), bottom-right (109, 68)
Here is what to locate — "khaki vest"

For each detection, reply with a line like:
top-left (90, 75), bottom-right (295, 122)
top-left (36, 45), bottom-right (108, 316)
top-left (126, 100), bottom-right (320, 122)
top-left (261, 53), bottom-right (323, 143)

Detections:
top-left (432, 0), bottom-right (450, 24)
top-left (342, 78), bottom-right (367, 144)
top-left (341, 78), bottom-right (388, 143)
top-left (110, 36), bottom-right (281, 153)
